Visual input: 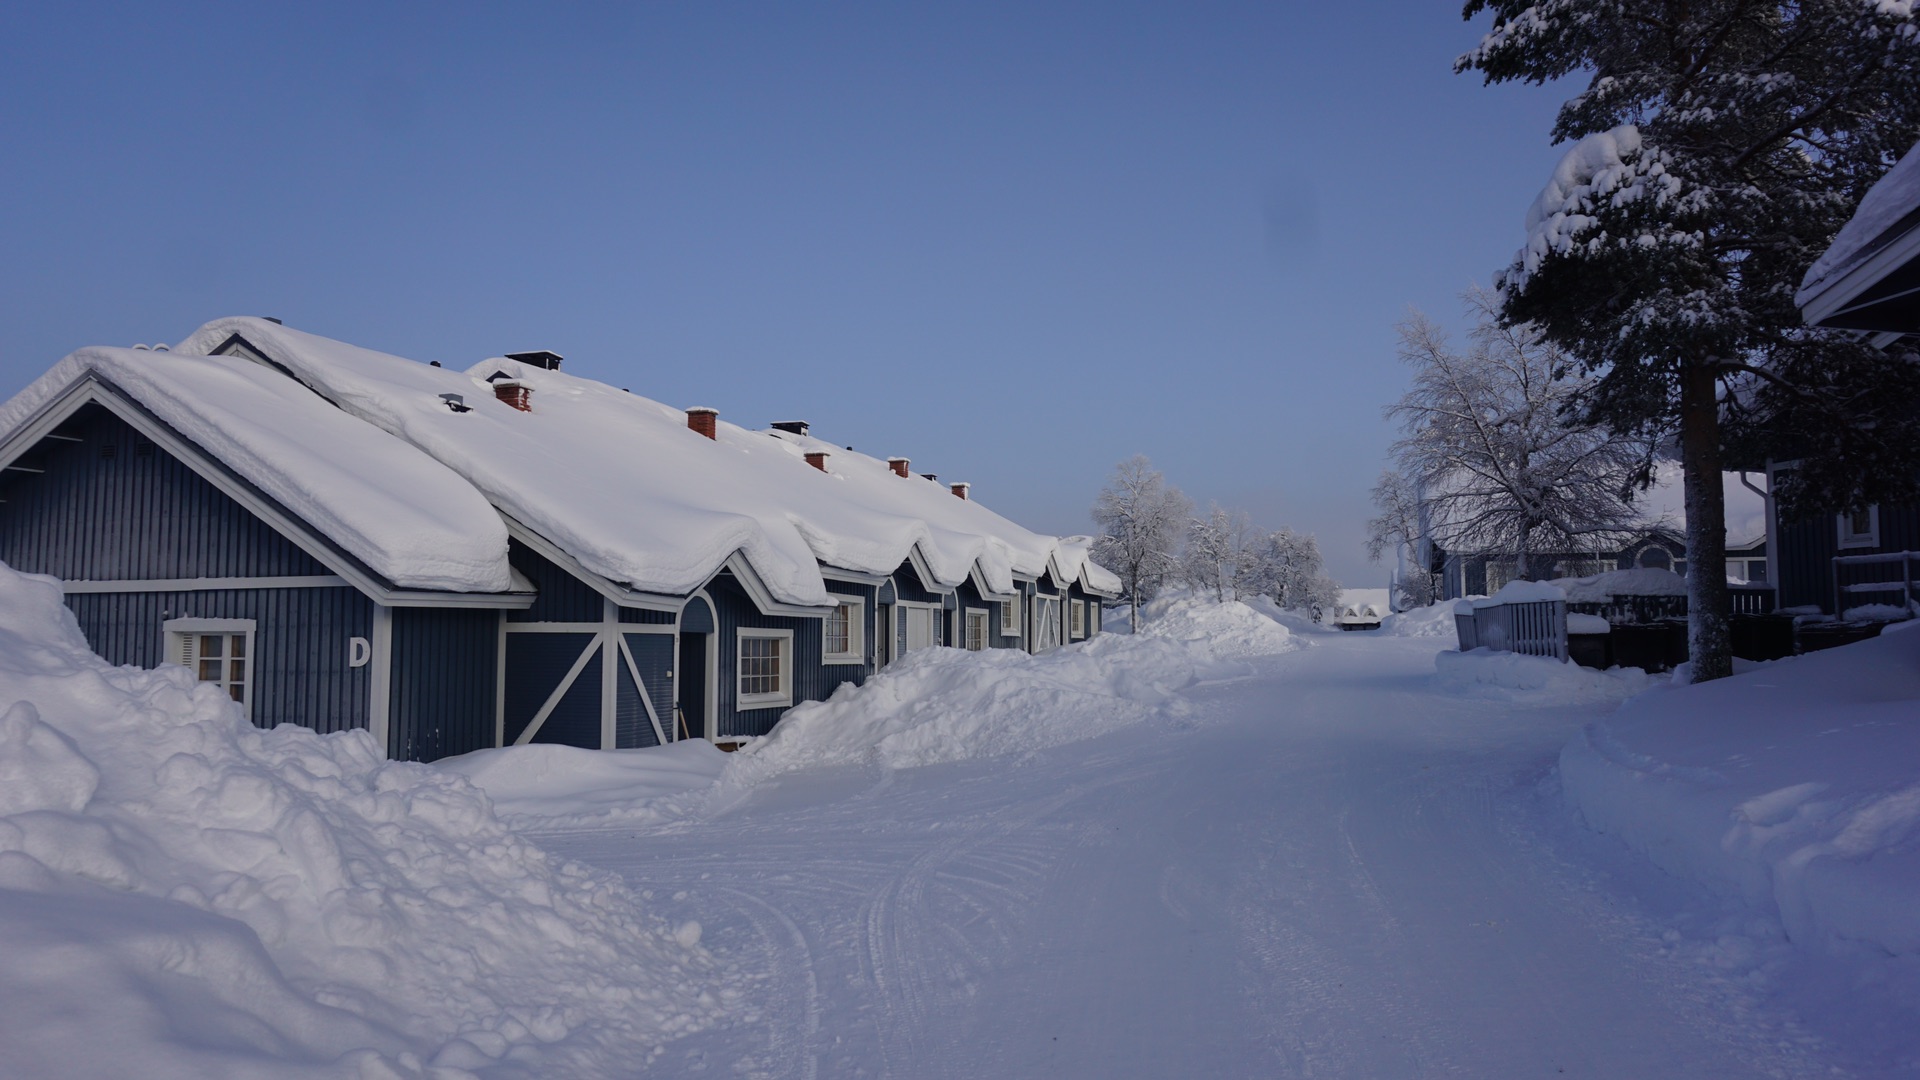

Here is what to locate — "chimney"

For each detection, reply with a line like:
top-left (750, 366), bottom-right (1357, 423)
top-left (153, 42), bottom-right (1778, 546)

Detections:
top-left (504, 350), bottom-right (563, 371)
top-left (687, 407), bottom-right (718, 439)
top-left (950, 482), bottom-right (970, 499)
top-left (887, 457), bottom-right (910, 478)
top-left (770, 420), bottom-right (811, 437)
top-left (493, 380), bottom-right (531, 411)
top-left (805, 451), bottom-right (830, 472)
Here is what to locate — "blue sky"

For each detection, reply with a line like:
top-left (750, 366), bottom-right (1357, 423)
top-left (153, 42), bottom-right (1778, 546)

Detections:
top-left (0, 2), bottom-right (1569, 588)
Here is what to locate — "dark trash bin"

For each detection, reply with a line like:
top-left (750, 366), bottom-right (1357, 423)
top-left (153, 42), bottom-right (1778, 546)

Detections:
top-left (1731, 614), bottom-right (1795, 662)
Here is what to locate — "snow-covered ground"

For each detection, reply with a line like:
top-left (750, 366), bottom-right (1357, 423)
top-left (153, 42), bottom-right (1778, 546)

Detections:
top-left (5, 579), bottom-right (1916, 1076)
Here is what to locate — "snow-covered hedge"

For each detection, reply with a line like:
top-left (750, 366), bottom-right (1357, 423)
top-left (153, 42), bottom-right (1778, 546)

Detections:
top-left (0, 562), bottom-right (719, 1078)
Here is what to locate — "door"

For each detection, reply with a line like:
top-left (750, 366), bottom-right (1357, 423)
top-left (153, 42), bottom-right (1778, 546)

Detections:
top-left (905, 606), bottom-right (934, 652)
top-left (1034, 597), bottom-right (1062, 653)
top-left (876, 603), bottom-right (893, 669)
top-left (676, 632), bottom-right (708, 741)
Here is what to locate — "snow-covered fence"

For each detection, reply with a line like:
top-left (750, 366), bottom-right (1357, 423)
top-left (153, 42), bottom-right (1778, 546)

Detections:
top-left (1455, 584), bottom-right (1569, 662)
top-left (1833, 551), bottom-right (1918, 612)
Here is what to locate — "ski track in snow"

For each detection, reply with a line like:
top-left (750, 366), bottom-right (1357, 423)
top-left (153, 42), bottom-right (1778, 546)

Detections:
top-left (536, 635), bottom-right (1850, 1078)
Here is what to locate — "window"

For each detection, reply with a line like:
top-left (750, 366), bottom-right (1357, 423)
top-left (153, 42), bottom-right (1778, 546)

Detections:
top-left (823, 596), bottom-right (864, 664)
top-left (1070, 600), bottom-right (1086, 639)
top-left (164, 618), bottom-right (255, 717)
top-left (737, 629), bottom-right (793, 708)
top-left (1000, 593), bottom-right (1022, 636)
top-left (965, 609), bottom-right (989, 651)
top-left (1838, 505), bottom-right (1880, 550)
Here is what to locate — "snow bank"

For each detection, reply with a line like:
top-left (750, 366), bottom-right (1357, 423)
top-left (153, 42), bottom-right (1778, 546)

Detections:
top-left (435, 740), bottom-right (730, 830)
top-left (722, 597), bottom-right (1295, 783)
top-left (1434, 649), bottom-right (1651, 702)
top-left (1561, 629), bottom-right (1920, 961)
top-left (1378, 601), bottom-right (1459, 638)
top-left (0, 562), bottom-right (719, 1078)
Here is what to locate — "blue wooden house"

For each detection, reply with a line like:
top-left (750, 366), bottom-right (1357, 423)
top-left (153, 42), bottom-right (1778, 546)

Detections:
top-left (1783, 138), bottom-right (1920, 616)
top-left (0, 319), bottom-right (1118, 760)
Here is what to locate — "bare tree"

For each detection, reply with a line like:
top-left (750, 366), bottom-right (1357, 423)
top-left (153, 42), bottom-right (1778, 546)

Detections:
top-left (1366, 470), bottom-right (1440, 610)
top-left (1386, 289), bottom-right (1655, 582)
top-left (1091, 456), bottom-right (1192, 632)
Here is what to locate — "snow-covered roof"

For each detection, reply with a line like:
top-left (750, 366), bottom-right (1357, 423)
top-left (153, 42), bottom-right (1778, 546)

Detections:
top-left (0, 345), bottom-right (513, 593)
top-left (171, 318), bottom-right (1118, 607)
top-left (1798, 139), bottom-right (1920, 311)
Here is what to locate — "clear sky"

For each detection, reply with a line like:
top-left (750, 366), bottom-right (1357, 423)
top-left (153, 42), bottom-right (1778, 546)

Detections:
top-left (0, 2), bottom-right (1570, 589)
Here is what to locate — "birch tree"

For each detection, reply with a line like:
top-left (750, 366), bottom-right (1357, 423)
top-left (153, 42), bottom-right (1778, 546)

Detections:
top-left (1091, 456), bottom-right (1192, 631)
top-left (1366, 470), bottom-right (1441, 609)
top-left (1385, 289), bottom-right (1656, 583)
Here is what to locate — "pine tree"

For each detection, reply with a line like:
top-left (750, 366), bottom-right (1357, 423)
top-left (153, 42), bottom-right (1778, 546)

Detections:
top-left (1458, 0), bottom-right (1920, 681)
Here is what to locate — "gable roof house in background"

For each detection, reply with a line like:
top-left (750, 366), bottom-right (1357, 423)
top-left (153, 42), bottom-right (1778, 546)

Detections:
top-left (0, 318), bottom-right (1117, 761)
top-left (1779, 139), bottom-right (1920, 617)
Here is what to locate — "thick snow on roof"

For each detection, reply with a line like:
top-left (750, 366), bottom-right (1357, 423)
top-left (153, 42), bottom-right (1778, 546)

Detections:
top-left (1798, 139), bottom-right (1920, 306)
top-left (174, 318), bottom-right (1117, 606)
top-left (0, 345), bottom-right (511, 592)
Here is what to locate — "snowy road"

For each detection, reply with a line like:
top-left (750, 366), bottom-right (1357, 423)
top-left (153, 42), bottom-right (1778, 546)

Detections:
top-left (539, 634), bottom-right (1835, 1078)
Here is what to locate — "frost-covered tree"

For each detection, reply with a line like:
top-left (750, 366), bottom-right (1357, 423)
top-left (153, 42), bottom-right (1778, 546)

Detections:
top-left (1252, 528), bottom-right (1342, 620)
top-left (1181, 505), bottom-right (1262, 602)
top-left (1458, 0), bottom-right (1920, 681)
top-left (1365, 470), bottom-right (1441, 610)
top-left (1091, 456), bottom-right (1192, 631)
top-left (1385, 290), bottom-right (1656, 583)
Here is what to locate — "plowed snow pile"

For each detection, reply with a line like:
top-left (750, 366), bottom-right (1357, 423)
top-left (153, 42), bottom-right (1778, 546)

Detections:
top-left (1379, 600), bottom-right (1460, 638)
top-left (724, 597), bottom-right (1295, 782)
top-left (0, 563), bottom-right (721, 1079)
top-left (1561, 626), bottom-right (1920, 961)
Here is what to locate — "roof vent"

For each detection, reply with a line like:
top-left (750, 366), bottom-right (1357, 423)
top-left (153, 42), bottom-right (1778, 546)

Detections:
top-left (440, 393), bottom-right (471, 413)
top-left (687, 407), bottom-right (718, 440)
top-left (920, 473), bottom-right (938, 482)
top-left (493, 380), bottom-right (531, 412)
top-left (430, 360), bottom-right (442, 368)
top-left (505, 350), bottom-right (562, 371)
top-left (770, 420), bottom-right (811, 437)
top-left (950, 482), bottom-right (970, 499)
top-left (887, 457), bottom-right (910, 478)
top-left (263, 317), bottom-right (283, 325)
top-left (805, 451), bottom-right (830, 472)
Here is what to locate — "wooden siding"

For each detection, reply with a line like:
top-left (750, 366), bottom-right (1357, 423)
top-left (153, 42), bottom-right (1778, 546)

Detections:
top-left (65, 586), bottom-right (373, 735)
top-left (619, 632), bottom-right (674, 748)
top-left (890, 559), bottom-right (945, 604)
top-left (503, 632), bottom-right (594, 744)
top-left (388, 607), bottom-right (498, 762)
top-left (533, 649), bottom-right (603, 747)
top-left (0, 403), bottom-right (329, 581)
top-left (507, 538), bottom-right (604, 623)
top-left (619, 606), bottom-right (676, 624)
top-left (1776, 501), bottom-right (1920, 612)
top-left (708, 571), bottom-right (846, 740)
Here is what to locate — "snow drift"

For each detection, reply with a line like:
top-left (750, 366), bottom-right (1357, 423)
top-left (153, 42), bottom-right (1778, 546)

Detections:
top-left (723, 597), bottom-right (1296, 784)
top-left (1561, 629), bottom-right (1920, 961)
top-left (0, 561), bottom-right (720, 1078)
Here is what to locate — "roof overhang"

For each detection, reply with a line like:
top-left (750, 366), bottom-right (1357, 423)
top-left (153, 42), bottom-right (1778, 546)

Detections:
top-left (1800, 215), bottom-right (1920, 333)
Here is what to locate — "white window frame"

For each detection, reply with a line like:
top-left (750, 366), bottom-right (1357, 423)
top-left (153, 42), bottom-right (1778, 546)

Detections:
top-left (164, 617), bottom-right (256, 718)
top-left (736, 628), bottom-right (794, 709)
top-left (1000, 593), bottom-right (1022, 637)
top-left (1838, 505), bottom-right (1880, 550)
top-left (1070, 599), bottom-right (1086, 639)
top-left (822, 595), bottom-right (866, 664)
top-left (964, 608), bottom-right (989, 651)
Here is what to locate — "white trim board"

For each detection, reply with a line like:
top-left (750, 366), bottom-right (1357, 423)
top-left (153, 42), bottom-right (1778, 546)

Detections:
top-left (62, 575), bottom-right (349, 593)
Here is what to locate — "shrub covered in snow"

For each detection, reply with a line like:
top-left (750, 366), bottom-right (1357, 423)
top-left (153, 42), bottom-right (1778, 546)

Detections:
top-left (0, 562), bottom-right (720, 1078)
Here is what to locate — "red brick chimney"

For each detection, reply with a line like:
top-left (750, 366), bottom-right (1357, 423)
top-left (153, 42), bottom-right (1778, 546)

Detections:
top-left (687, 407), bottom-right (718, 440)
top-left (950, 482), bottom-right (970, 499)
top-left (493, 380), bottom-right (531, 412)
top-left (887, 457), bottom-right (910, 478)
top-left (805, 451), bottom-right (830, 473)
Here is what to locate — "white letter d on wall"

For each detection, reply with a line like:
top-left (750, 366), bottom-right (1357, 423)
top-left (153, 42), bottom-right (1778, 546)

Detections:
top-left (349, 637), bottom-right (372, 668)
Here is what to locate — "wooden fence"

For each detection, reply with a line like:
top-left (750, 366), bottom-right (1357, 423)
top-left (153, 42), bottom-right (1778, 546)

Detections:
top-left (1834, 551), bottom-right (1918, 613)
top-left (1454, 598), bottom-right (1568, 661)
